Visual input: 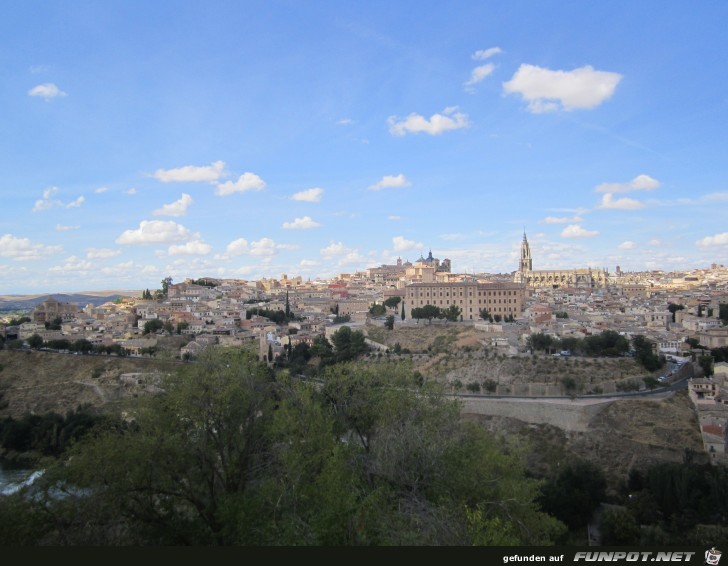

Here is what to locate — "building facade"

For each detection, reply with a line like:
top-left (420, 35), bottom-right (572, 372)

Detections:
top-left (513, 232), bottom-right (608, 289)
top-left (404, 280), bottom-right (525, 320)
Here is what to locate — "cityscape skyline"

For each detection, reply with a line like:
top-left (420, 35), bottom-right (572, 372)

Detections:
top-left (2, 2), bottom-right (728, 294)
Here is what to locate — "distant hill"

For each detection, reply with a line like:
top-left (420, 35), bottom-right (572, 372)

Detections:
top-left (0, 291), bottom-right (140, 312)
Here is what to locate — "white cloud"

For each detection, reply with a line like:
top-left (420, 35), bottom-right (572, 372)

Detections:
top-left (300, 259), bottom-right (320, 267)
top-left (215, 172), bottom-right (266, 196)
top-left (597, 193), bottom-right (645, 210)
top-left (282, 216), bottom-right (321, 230)
top-left (368, 174), bottom-right (411, 191)
top-left (320, 241), bottom-right (349, 259)
top-left (86, 247), bottom-right (121, 259)
top-left (392, 236), bottom-right (423, 252)
top-left (696, 232), bottom-right (728, 247)
top-left (541, 215), bottom-right (584, 224)
top-left (648, 239), bottom-right (661, 246)
top-left (28, 83), bottom-right (67, 99)
top-left (337, 118), bottom-right (353, 126)
top-left (291, 187), bottom-right (324, 202)
top-left (153, 193), bottom-right (193, 217)
top-left (116, 220), bottom-right (194, 245)
top-left (34, 189), bottom-right (84, 212)
top-left (95, 187), bottom-right (108, 194)
top-left (49, 256), bottom-right (93, 273)
top-left (250, 238), bottom-right (277, 256)
top-left (225, 238), bottom-right (249, 256)
top-left (0, 234), bottom-right (63, 261)
top-left (126, 188), bottom-right (137, 195)
top-left (168, 240), bottom-right (212, 256)
top-left (388, 215), bottom-right (401, 221)
top-left (153, 160), bottom-right (226, 183)
top-left (221, 237), bottom-right (280, 257)
top-left (618, 241), bottom-right (636, 250)
top-left (561, 224), bottom-right (599, 238)
top-left (503, 64), bottom-right (622, 113)
top-left (473, 47), bottom-right (502, 60)
top-left (595, 174), bottom-right (660, 193)
top-left (66, 196), bottom-right (85, 208)
top-left (387, 106), bottom-right (470, 136)
top-left (55, 224), bottom-right (80, 231)
top-left (464, 63), bottom-right (496, 90)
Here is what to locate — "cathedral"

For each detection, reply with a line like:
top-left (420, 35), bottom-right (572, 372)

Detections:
top-left (513, 232), bottom-right (608, 289)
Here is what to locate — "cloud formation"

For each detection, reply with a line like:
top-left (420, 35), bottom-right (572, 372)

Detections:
top-left (55, 224), bottom-right (80, 232)
top-left (597, 193), bottom-right (645, 210)
top-left (0, 234), bottom-right (63, 261)
top-left (153, 160), bottom-right (226, 183)
top-left (561, 224), bottom-right (599, 238)
top-left (541, 215), bottom-right (584, 224)
top-left (368, 174), bottom-right (411, 191)
top-left (216, 172), bottom-right (266, 196)
top-left (696, 232), bottom-right (728, 247)
top-left (153, 193), bottom-right (193, 217)
top-left (282, 216), bottom-right (321, 230)
top-left (464, 63), bottom-right (496, 90)
top-left (392, 236), bottom-right (422, 252)
top-left (168, 240), bottom-right (212, 256)
top-left (618, 241), bottom-right (636, 250)
top-left (33, 187), bottom-right (85, 212)
top-left (28, 83), bottom-right (67, 99)
top-left (503, 64), bottom-right (622, 113)
top-left (472, 47), bottom-right (502, 60)
top-left (116, 220), bottom-right (194, 245)
top-left (388, 107), bottom-right (470, 136)
top-left (86, 248), bottom-right (121, 259)
top-left (291, 187), bottom-right (324, 202)
top-left (595, 174), bottom-right (660, 193)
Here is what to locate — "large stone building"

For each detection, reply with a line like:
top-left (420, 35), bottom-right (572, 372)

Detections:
top-left (32, 297), bottom-right (79, 324)
top-left (513, 232), bottom-right (608, 289)
top-left (404, 279), bottom-right (525, 321)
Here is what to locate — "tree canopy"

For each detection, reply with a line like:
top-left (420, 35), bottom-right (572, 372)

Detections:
top-left (4, 349), bottom-right (566, 545)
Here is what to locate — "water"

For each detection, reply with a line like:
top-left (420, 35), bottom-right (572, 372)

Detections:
top-left (0, 459), bottom-right (39, 496)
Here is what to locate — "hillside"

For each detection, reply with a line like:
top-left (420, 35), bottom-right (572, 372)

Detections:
top-left (0, 350), bottom-right (177, 418)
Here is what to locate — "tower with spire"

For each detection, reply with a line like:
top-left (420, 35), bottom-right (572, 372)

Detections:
top-left (519, 230), bottom-right (533, 273)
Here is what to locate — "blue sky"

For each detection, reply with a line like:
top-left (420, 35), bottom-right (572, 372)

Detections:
top-left (2, 1), bottom-right (728, 294)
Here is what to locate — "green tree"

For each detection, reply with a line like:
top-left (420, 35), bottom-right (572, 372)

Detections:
top-left (600, 506), bottom-right (639, 545)
top-left (143, 319), bottom-right (165, 335)
top-left (369, 303), bottom-right (386, 317)
top-left (385, 315), bottom-right (395, 330)
top-left (27, 334), bottom-right (44, 349)
top-left (699, 355), bottom-right (714, 377)
top-left (442, 304), bottom-right (461, 323)
top-left (400, 302), bottom-right (405, 321)
top-left (45, 316), bottom-right (63, 330)
top-left (161, 276), bottom-right (173, 297)
top-left (667, 303), bottom-right (684, 323)
top-left (176, 321), bottom-right (189, 334)
top-left (539, 460), bottom-right (606, 531)
top-left (420, 304), bottom-right (440, 324)
top-left (479, 308), bottom-right (492, 322)
top-left (383, 296), bottom-right (401, 311)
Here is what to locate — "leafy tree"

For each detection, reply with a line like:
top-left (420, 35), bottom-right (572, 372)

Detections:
top-left (383, 296), bottom-right (401, 311)
top-left (161, 276), bottom-right (173, 297)
top-left (667, 303), bottom-right (684, 323)
top-left (539, 460), bottom-right (606, 530)
top-left (493, 314), bottom-right (502, 323)
top-left (385, 315), bottom-right (395, 330)
top-left (600, 506), bottom-right (639, 545)
top-left (442, 304), bottom-right (461, 323)
top-left (699, 355), bottom-right (714, 377)
top-left (419, 304), bottom-right (440, 324)
top-left (45, 316), bottom-right (63, 330)
top-left (176, 321), bottom-right (189, 334)
top-left (400, 302), bottom-right (405, 321)
top-left (7, 316), bottom-right (31, 326)
top-left (27, 334), bottom-right (44, 349)
top-left (71, 339), bottom-right (94, 353)
top-left (719, 303), bottom-right (728, 325)
top-left (632, 335), bottom-right (663, 371)
top-left (330, 326), bottom-right (368, 363)
top-left (163, 321), bottom-right (174, 335)
top-left (332, 314), bottom-right (351, 324)
top-left (369, 304), bottom-right (386, 317)
top-left (479, 308), bottom-right (493, 323)
top-left (143, 319), bottom-right (165, 335)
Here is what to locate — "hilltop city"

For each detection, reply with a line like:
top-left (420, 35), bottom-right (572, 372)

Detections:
top-left (2, 233), bottom-right (728, 467)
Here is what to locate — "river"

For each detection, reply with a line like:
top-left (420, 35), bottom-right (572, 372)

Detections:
top-left (0, 459), bottom-right (38, 496)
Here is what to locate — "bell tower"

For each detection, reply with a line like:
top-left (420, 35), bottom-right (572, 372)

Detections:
top-left (519, 231), bottom-right (533, 273)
